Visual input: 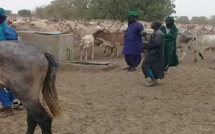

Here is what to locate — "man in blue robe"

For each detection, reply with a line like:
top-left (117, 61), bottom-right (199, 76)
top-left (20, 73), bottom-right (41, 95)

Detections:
top-left (122, 11), bottom-right (143, 71)
top-left (0, 7), bottom-right (20, 118)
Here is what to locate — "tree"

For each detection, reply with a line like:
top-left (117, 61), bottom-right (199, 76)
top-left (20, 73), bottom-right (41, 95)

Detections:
top-left (5, 10), bottom-right (12, 16)
top-left (176, 16), bottom-right (190, 24)
top-left (190, 16), bottom-right (208, 24)
top-left (18, 9), bottom-right (31, 17)
top-left (208, 15), bottom-right (215, 25)
top-left (35, 0), bottom-right (176, 21)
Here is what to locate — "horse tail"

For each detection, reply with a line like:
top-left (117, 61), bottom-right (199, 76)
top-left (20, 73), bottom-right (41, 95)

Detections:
top-left (42, 52), bottom-right (62, 118)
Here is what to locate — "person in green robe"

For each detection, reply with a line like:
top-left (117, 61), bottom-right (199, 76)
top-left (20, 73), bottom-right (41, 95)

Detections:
top-left (160, 16), bottom-right (179, 71)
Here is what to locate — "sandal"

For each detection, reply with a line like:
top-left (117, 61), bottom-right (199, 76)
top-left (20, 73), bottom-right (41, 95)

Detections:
top-left (12, 102), bottom-right (18, 109)
top-left (17, 103), bottom-right (24, 110)
top-left (122, 67), bottom-right (130, 70)
top-left (145, 81), bottom-right (158, 87)
top-left (12, 102), bottom-right (24, 110)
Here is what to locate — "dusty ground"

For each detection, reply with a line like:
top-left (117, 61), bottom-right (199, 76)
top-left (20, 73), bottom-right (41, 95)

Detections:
top-left (1, 49), bottom-right (215, 134)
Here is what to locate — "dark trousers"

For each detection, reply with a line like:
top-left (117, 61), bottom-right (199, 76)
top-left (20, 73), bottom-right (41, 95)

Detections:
top-left (125, 55), bottom-right (141, 68)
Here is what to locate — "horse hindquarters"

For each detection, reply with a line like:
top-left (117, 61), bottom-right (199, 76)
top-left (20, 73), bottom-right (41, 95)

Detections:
top-left (26, 52), bottom-right (61, 134)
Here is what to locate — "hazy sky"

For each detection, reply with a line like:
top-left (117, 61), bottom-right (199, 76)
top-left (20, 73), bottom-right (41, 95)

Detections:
top-left (174, 0), bottom-right (215, 18)
top-left (0, 0), bottom-right (214, 18)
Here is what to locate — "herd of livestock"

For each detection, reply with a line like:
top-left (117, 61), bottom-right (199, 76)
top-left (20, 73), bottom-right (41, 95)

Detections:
top-left (6, 17), bottom-right (215, 62)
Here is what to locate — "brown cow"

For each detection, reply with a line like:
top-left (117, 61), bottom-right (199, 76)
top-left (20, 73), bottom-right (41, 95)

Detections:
top-left (93, 29), bottom-right (124, 57)
top-left (93, 29), bottom-right (124, 46)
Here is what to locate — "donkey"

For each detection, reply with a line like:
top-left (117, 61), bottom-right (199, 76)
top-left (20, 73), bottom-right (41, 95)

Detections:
top-left (0, 40), bottom-right (62, 134)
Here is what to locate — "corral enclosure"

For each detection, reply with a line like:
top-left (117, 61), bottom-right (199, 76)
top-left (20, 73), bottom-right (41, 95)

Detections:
top-left (2, 18), bottom-right (215, 134)
top-left (18, 31), bottom-right (74, 62)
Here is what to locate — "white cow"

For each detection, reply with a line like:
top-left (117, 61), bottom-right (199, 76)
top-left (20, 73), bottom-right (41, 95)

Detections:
top-left (79, 35), bottom-right (95, 60)
top-left (178, 31), bottom-right (215, 63)
top-left (193, 35), bottom-right (215, 62)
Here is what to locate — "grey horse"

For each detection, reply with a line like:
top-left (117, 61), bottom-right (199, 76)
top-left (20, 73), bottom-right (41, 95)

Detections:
top-left (0, 40), bottom-right (62, 134)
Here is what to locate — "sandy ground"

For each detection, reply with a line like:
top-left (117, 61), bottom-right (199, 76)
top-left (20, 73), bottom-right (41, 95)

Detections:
top-left (1, 48), bottom-right (215, 134)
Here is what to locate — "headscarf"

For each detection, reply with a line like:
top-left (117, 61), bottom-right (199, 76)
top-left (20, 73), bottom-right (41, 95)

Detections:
top-left (165, 16), bottom-right (175, 28)
top-left (128, 11), bottom-right (138, 18)
top-left (128, 11), bottom-right (138, 26)
top-left (0, 7), bottom-right (7, 41)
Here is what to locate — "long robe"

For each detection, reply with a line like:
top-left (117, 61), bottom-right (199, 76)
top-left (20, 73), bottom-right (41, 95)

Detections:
top-left (123, 21), bottom-right (143, 55)
top-left (160, 25), bottom-right (179, 70)
top-left (0, 8), bottom-right (6, 40)
top-left (0, 8), bottom-right (16, 108)
top-left (122, 21), bottom-right (143, 67)
top-left (142, 30), bottom-right (164, 79)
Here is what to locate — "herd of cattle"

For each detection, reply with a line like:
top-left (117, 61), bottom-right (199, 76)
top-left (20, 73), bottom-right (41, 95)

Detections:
top-left (6, 17), bottom-right (215, 62)
top-left (177, 25), bottom-right (215, 63)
